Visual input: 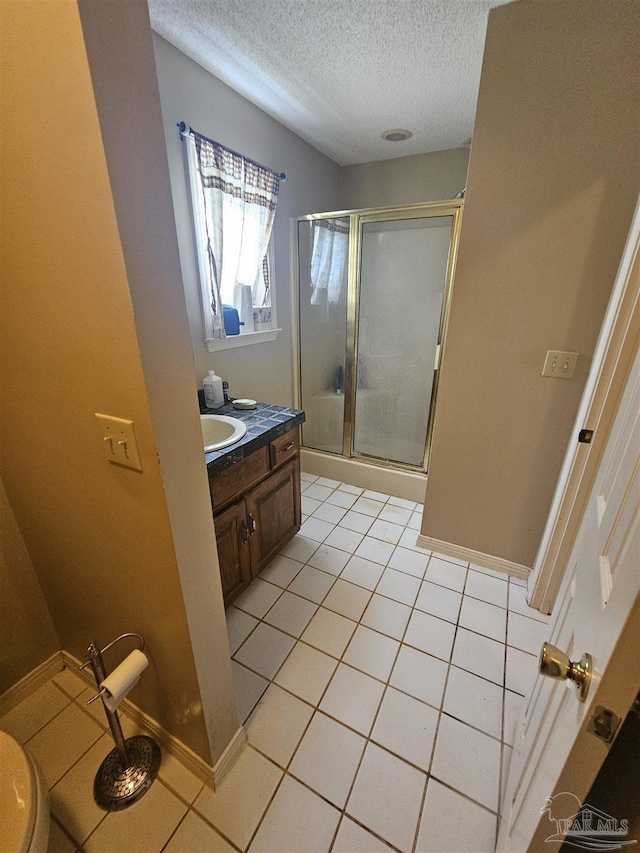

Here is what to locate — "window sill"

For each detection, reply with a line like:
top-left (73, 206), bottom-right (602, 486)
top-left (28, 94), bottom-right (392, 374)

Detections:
top-left (205, 328), bottom-right (281, 352)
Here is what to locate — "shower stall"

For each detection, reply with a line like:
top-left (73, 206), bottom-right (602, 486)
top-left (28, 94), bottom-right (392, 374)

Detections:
top-left (295, 201), bottom-right (463, 495)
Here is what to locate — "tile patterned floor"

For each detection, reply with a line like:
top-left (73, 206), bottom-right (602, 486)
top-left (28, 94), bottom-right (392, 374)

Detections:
top-left (0, 471), bottom-right (550, 853)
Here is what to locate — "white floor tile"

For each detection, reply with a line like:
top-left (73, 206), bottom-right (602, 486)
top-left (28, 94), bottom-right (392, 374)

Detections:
top-left (324, 525), bottom-right (365, 554)
top-left (387, 545), bottom-right (430, 578)
top-left (388, 496), bottom-right (417, 511)
top-left (371, 687), bottom-right (439, 771)
top-left (459, 595), bottom-right (507, 642)
top-left (333, 816), bottom-right (395, 852)
top-left (362, 489), bottom-right (391, 503)
top-left (354, 536), bottom-right (395, 566)
top-left (368, 518), bottom-right (404, 545)
top-left (263, 591), bottom-right (318, 637)
top-left (301, 608), bottom-right (357, 658)
top-left (502, 744), bottom-right (513, 810)
top-left (430, 714), bottom-right (501, 812)
top-left (340, 555), bottom-right (385, 590)
top-left (316, 476), bottom-right (341, 489)
top-left (280, 534), bottom-right (319, 564)
top-left (443, 666), bottom-right (504, 739)
top-left (164, 811), bottom-right (236, 853)
top-left (47, 819), bottom-right (76, 853)
top-left (507, 611), bottom-right (548, 655)
top-left (430, 550), bottom-right (466, 567)
top-left (288, 565), bottom-right (336, 603)
top-left (226, 607), bottom-right (259, 655)
top-left (326, 490), bottom-right (358, 509)
top-left (398, 528), bottom-right (422, 551)
top-left (50, 734), bottom-right (112, 844)
top-left (83, 778), bottom-right (187, 853)
top-left (289, 711), bottom-right (366, 808)
top-left (407, 510), bottom-right (423, 530)
top-left (469, 563), bottom-right (510, 582)
top-left (248, 774), bottom-right (340, 853)
top-left (0, 682), bottom-right (69, 744)
top-left (416, 778), bottom-right (497, 852)
top-left (300, 516), bottom-right (335, 543)
top-left (306, 537), bottom-right (356, 571)
top-left (246, 684), bottom-right (314, 767)
top-left (404, 610), bottom-right (456, 662)
top-left (274, 642), bottom-right (338, 706)
top-left (258, 554), bottom-right (304, 588)
top-left (194, 747), bottom-right (282, 851)
top-left (78, 687), bottom-right (109, 728)
top-left (52, 668), bottom-right (86, 699)
top-left (508, 583), bottom-right (550, 623)
top-left (338, 510), bottom-right (374, 535)
top-left (378, 504), bottom-right (412, 525)
top-left (343, 625), bottom-right (400, 682)
top-left (505, 646), bottom-right (538, 697)
top-left (390, 645), bottom-right (448, 708)
top-left (234, 578), bottom-right (282, 619)
top-left (303, 483), bottom-right (335, 502)
top-left (319, 663), bottom-right (385, 735)
top-left (510, 575), bottom-right (528, 588)
top-left (231, 661), bottom-right (269, 723)
top-left (351, 496), bottom-right (385, 517)
top-left (158, 750), bottom-right (204, 804)
top-left (27, 702), bottom-right (103, 789)
top-left (300, 472), bottom-right (318, 483)
top-left (504, 689), bottom-right (525, 747)
top-left (415, 580), bottom-right (462, 624)
top-left (424, 556), bottom-right (467, 592)
top-left (361, 594), bottom-right (411, 640)
top-left (337, 483), bottom-right (363, 495)
top-left (302, 495), bottom-right (322, 516)
top-left (465, 569), bottom-right (509, 608)
top-left (375, 567), bottom-right (421, 606)
top-left (451, 627), bottom-right (505, 686)
top-left (233, 622), bottom-right (296, 680)
top-left (347, 742), bottom-right (426, 853)
top-left (322, 579), bottom-right (372, 621)
top-left (312, 502), bottom-right (348, 525)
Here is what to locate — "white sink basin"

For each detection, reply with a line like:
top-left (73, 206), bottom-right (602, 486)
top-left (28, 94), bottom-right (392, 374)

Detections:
top-left (201, 414), bottom-right (247, 452)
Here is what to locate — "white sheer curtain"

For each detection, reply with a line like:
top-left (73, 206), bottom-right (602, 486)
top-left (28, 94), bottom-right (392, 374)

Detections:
top-left (190, 131), bottom-right (281, 339)
top-left (310, 217), bottom-right (350, 306)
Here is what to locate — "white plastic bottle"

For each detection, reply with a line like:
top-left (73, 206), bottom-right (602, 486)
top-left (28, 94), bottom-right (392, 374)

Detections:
top-left (203, 370), bottom-right (225, 409)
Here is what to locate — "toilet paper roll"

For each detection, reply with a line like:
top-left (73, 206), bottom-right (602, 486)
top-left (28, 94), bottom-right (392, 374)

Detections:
top-left (233, 284), bottom-right (254, 333)
top-left (100, 649), bottom-right (148, 712)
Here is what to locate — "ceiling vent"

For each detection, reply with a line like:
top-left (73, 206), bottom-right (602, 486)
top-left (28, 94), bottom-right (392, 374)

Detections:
top-left (381, 129), bottom-right (412, 142)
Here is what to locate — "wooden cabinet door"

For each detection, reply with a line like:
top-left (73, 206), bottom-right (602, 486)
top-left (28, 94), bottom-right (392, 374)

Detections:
top-left (214, 501), bottom-right (251, 605)
top-left (246, 456), bottom-right (301, 575)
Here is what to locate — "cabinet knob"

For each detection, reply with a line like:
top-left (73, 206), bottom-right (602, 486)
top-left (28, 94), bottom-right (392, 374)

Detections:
top-left (281, 442), bottom-right (295, 452)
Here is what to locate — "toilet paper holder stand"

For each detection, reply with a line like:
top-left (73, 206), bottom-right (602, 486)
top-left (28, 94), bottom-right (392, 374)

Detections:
top-left (81, 632), bottom-right (161, 812)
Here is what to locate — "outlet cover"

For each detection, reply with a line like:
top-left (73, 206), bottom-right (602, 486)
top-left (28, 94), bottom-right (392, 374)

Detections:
top-left (542, 350), bottom-right (579, 379)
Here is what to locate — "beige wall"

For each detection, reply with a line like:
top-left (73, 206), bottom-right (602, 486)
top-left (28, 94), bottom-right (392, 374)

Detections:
top-left (152, 34), bottom-right (342, 407)
top-left (422, 0), bottom-right (639, 567)
top-left (0, 480), bottom-right (59, 694)
top-left (340, 147), bottom-right (469, 210)
top-left (1, 0), bottom-right (235, 763)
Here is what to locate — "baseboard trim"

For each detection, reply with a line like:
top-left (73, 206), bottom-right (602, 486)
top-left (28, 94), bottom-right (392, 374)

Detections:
top-left (416, 535), bottom-right (531, 581)
top-left (212, 726), bottom-right (247, 790)
top-left (0, 651), bottom-right (64, 716)
top-left (61, 651), bottom-right (220, 788)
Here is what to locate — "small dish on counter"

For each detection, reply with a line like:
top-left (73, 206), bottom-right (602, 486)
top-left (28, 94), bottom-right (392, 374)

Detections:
top-left (232, 398), bottom-right (257, 410)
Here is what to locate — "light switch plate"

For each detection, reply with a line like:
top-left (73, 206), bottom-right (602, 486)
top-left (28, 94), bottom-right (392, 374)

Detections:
top-left (95, 413), bottom-right (143, 471)
top-left (542, 350), bottom-right (579, 379)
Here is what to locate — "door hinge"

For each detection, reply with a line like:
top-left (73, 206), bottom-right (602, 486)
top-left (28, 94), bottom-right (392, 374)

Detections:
top-left (587, 705), bottom-right (621, 744)
top-left (578, 428), bottom-right (594, 444)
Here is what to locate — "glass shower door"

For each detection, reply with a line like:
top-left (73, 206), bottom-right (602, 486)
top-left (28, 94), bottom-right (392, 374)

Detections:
top-left (352, 214), bottom-right (454, 468)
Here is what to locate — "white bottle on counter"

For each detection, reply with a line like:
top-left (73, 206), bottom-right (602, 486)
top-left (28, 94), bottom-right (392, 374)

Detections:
top-left (203, 370), bottom-right (225, 409)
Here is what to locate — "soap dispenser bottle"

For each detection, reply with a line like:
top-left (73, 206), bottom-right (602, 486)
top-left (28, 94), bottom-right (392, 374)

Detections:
top-left (203, 370), bottom-right (225, 409)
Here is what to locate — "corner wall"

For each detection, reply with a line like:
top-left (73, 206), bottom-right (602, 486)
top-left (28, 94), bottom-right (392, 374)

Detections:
top-left (1, 0), bottom-right (233, 762)
top-left (422, 0), bottom-right (640, 567)
top-left (152, 34), bottom-right (343, 407)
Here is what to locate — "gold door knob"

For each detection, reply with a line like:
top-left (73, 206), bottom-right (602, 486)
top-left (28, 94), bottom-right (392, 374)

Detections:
top-left (539, 642), bottom-right (592, 702)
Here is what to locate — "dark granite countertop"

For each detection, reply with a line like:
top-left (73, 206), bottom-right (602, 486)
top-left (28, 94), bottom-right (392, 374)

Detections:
top-left (201, 401), bottom-right (305, 476)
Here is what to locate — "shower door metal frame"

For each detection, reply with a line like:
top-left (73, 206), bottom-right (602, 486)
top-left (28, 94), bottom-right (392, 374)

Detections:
top-left (295, 199), bottom-right (464, 474)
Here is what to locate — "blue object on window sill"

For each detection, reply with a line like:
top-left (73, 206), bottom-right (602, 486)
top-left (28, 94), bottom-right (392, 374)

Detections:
top-left (222, 304), bottom-right (243, 336)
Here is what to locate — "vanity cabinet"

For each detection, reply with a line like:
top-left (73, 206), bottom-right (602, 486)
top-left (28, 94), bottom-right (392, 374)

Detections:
top-left (209, 427), bottom-right (301, 605)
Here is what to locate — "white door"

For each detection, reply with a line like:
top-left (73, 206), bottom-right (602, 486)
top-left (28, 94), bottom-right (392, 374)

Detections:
top-left (497, 344), bottom-right (640, 852)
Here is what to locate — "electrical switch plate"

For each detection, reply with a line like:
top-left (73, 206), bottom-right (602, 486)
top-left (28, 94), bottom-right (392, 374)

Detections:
top-left (95, 413), bottom-right (143, 472)
top-left (541, 350), bottom-right (579, 379)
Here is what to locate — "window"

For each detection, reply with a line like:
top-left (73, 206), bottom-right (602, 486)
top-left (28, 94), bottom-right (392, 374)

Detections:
top-left (183, 128), bottom-right (282, 351)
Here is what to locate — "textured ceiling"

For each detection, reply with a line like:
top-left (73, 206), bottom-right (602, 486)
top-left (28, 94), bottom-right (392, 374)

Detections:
top-left (149, 0), bottom-right (512, 166)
